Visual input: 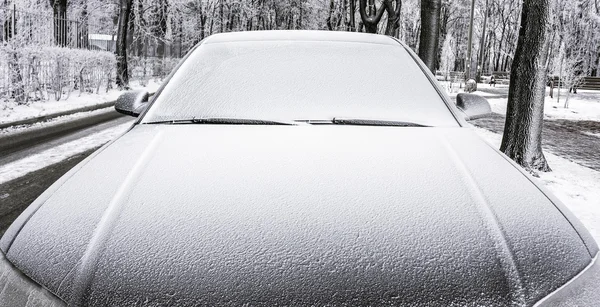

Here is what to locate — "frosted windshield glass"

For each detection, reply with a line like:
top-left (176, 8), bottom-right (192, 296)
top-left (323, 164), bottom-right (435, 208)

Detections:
top-left (143, 41), bottom-right (458, 127)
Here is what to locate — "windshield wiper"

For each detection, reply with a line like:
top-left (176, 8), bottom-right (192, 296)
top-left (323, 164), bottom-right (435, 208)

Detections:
top-left (295, 118), bottom-right (429, 127)
top-left (333, 118), bottom-right (429, 127)
top-left (145, 117), bottom-right (296, 125)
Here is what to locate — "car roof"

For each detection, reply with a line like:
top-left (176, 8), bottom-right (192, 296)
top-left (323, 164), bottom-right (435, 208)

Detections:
top-left (202, 30), bottom-right (399, 46)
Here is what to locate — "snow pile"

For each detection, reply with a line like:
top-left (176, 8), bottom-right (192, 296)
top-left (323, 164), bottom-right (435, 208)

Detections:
top-left (0, 80), bottom-right (161, 125)
top-left (473, 127), bottom-right (600, 242)
top-left (0, 122), bottom-right (133, 184)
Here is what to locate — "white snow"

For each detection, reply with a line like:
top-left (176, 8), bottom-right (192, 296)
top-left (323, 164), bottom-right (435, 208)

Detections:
top-left (442, 82), bottom-right (600, 121)
top-left (486, 91), bottom-right (600, 121)
top-left (0, 107), bottom-right (115, 135)
top-left (439, 82), bottom-right (505, 98)
top-left (88, 34), bottom-right (114, 41)
top-left (0, 122), bottom-right (132, 184)
top-left (582, 132), bottom-right (600, 138)
top-left (0, 80), bottom-right (161, 125)
top-left (473, 127), bottom-right (600, 242)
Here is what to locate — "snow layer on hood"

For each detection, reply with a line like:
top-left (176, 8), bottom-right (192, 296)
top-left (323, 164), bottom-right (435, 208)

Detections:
top-left (474, 127), bottom-right (600, 242)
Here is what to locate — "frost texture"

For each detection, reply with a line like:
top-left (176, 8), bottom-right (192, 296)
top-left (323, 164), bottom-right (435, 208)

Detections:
top-left (4, 125), bottom-right (595, 305)
top-left (144, 32), bottom-right (458, 127)
top-left (0, 253), bottom-right (64, 306)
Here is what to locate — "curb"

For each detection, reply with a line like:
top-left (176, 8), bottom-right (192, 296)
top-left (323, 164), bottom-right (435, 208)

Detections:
top-left (0, 100), bottom-right (117, 130)
top-left (0, 109), bottom-right (125, 155)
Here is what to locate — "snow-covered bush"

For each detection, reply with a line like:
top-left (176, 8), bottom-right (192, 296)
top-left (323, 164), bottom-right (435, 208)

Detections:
top-left (0, 45), bottom-right (116, 104)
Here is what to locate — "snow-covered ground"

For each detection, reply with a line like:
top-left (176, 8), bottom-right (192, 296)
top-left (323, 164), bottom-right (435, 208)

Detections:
top-left (441, 82), bottom-right (505, 99)
top-left (486, 90), bottom-right (600, 121)
top-left (0, 80), bottom-right (161, 125)
top-left (0, 122), bottom-right (132, 184)
top-left (442, 82), bottom-right (600, 121)
top-left (474, 127), bottom-right (600, 242)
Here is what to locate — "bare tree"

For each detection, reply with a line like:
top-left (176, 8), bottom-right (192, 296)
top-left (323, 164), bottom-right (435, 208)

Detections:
top-left (500, 0), bottom-right (551, 172)
top-left (384, 0), bottom-right (402, 37)
top-left (116, 0), bottom-right (133, 89)
top-left (358, 0), bottom-right (386, 33)
top-left (77, 0), bottom-right (89, 49)
top-left (348, 0), bottom-right (356, 31)
top-left (418, 0), bottom-right (441, 72)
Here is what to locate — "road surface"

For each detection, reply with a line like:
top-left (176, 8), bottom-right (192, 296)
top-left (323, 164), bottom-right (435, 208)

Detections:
top-left (0, 113), bottom-right (133, 235)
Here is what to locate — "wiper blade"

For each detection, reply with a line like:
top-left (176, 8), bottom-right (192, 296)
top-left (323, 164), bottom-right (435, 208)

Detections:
top-left (332, 118), bottom-right (429, 127)
top-left (144, 119), bottom-right (195, 125)
top-left (145, 117), bottom-right (296, 125)
top-left (295, 118), bottom-right (429, 127)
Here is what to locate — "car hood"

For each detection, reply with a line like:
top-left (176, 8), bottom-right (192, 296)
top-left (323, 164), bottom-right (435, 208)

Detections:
top-left (2, 125), bottom-right (596, 306)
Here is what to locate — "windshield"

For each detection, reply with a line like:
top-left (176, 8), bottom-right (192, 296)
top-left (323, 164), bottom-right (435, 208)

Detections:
top-left (142, 40), bottom-right (458, 127)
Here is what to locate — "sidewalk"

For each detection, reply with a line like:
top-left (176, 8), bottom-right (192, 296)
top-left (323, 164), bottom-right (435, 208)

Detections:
top-left (471, 113), bottom-right (600, 172)
top-left (473, 128), bottom-right (600, 243)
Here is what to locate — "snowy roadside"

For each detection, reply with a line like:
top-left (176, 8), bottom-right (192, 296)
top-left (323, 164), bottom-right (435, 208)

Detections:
top-left (442, 82), bottom-right (600, 122)
top-left (0, 80), bottom-right (161, 125)
top-left (473, 127), bottom-right (600, 242)
top-left (0, 107), bottom-right (115, 136)
top-left (0, 122), bottom-right (132, 184)
top-left (486, 91), bottom-right (600, 121)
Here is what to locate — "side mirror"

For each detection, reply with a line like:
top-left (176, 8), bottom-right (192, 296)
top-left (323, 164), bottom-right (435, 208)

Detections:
top-left (115, 90), bottom-right (150, 117)
top-left (456, 93), bottom-right (492, 120)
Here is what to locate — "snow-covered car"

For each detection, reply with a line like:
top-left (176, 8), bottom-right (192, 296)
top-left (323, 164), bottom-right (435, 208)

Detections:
top-left (1, 31), bottom-right (599, 306)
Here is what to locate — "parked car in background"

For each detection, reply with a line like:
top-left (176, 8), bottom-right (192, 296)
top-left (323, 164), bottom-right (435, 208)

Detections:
top-left (1, 31), bottom-right (598, 306)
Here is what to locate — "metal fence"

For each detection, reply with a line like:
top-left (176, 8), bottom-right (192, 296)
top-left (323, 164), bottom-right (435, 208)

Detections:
top-left (1, 5), bottom-right (112, 51)
top-left (0, 5), bottom-right (182, 103)
top-left (0, 5), bottom-right (179, 57)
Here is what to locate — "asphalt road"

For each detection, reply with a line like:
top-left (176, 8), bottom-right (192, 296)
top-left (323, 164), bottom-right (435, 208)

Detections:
top-left (0, 114), bottom-right (133, 236)
top-left (0, 111), bottom-right (132, 165)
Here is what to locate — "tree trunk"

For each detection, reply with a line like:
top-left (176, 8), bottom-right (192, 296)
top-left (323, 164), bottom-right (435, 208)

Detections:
top-left (557, 50), bottom-right (563, 104)
top-left (5, 5), bottom-right (25, 103)
top-left (326, 0), bottom-right (335, 30)
top-left (476, 0), bottom-right (489, 82)
top-left (155, 0), bottom-right (168, 58)
top-left (384, 0), bottom-right (402, 37)
top-left (116, 0), bottom-right (133, 89)
top-left (49, 0), bottom-right (68, 47)
top-left (348, 0), bottom-right (356, 31)
top-left (500, 0), bottom-right (551, 172)
top-left (126, 0), bottom-right (135, 51)
top-left (78, 0), bottom-right (89, 49)
top-left (220, 0), bottom-right (225, 32)
top-left (136, 0), bottom-right (144, 56)
top-left (465, 0), bottom-right (475, 79)
top-left (359, 0), bottom-right (385, 33)
top-left (418, 0), bottom-right (441, 73)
